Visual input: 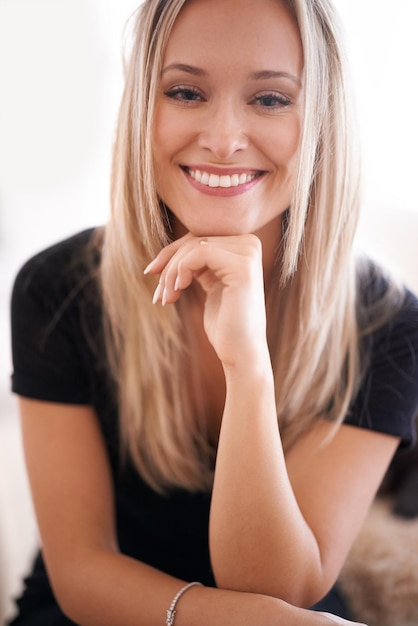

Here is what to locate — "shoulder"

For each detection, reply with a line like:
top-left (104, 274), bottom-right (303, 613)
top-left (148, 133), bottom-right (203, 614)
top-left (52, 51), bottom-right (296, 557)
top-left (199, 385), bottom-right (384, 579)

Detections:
top-left (355, 256), bottom-right (418, 345)
top-left (11, 227), bottom-right (103, 333)
top-left (13, 228), bottom-right (101, 298)
top-left (379, 289), bottom-right (418, 354)
top-left (349, 258), bottom-right (418, 447)
top-left (356, 258), bottom-right (418, 361)
top-left (11, 228), bottom-right (104, 403)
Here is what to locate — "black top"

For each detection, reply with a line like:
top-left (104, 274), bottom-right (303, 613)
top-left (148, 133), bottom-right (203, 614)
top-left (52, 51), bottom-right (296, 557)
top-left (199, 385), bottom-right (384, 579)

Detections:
top-left (8, 229), bottom-right (418, 625)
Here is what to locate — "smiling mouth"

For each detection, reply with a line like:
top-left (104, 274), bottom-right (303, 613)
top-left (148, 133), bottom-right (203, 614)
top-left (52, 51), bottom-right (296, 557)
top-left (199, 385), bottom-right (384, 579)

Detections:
top-left (182, 166), bottom-right (264, 189)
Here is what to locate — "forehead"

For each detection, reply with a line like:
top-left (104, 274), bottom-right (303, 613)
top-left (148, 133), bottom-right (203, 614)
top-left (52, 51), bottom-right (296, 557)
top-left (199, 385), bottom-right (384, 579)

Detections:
top-left (163, 0), bottom-right (303, 77)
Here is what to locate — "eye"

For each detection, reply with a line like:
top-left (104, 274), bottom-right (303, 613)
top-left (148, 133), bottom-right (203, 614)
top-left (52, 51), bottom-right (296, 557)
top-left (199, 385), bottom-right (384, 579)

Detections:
top-left (249, 92), bottom-right (292, 110)
top-left (164, 86), bottom-right (205, 104)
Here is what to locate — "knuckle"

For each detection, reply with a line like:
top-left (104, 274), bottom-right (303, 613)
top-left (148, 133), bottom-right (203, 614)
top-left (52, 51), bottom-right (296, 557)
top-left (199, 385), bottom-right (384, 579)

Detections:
top-left (250, 233), bottom-right (262, 249)
top-left (244, 234), bottom-right (262, 256)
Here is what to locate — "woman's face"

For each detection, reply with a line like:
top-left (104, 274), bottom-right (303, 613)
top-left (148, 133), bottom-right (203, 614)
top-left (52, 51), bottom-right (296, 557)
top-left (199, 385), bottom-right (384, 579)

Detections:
top-left (152, 0), bottom-right (303, 240)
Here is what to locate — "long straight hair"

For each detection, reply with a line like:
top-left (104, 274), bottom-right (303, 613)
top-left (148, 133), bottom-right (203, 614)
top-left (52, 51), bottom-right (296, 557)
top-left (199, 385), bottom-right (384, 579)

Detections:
top-left (99, 0), bottom-right (399, 493)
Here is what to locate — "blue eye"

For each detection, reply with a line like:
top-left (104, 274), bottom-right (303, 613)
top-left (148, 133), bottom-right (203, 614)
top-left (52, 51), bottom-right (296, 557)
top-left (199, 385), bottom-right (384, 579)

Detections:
top-left (165, 86), bottom-right (204, 103)
top-left (251, 93), bottom-right (291, 109)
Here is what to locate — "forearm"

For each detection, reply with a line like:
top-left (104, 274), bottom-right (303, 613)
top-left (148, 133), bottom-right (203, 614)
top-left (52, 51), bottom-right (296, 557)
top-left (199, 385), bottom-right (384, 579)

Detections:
top-left (51, 547), bottom-right (304, 626)
top-left (209, 362), bottom-right (325, 607)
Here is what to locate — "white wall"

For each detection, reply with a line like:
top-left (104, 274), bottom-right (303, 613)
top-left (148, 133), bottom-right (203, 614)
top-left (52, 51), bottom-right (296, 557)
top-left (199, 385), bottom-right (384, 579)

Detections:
top-left (0, 0), bottom-right (139, 396)
top-left (0, 0), bottom-right (138, 256)
top-left (335, 0), bottom-right (418, 215)
top-left (333, 1), bottom-right (418, 291)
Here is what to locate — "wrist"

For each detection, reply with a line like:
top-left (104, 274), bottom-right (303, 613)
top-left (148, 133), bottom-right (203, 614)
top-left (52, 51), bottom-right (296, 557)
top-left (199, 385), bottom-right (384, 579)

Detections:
top-left (176, 586), bottom-right (300, 626)
top-left (166, 582), bottom-right (203, 626)
top-left (222, 346), bottom-right (274, 385)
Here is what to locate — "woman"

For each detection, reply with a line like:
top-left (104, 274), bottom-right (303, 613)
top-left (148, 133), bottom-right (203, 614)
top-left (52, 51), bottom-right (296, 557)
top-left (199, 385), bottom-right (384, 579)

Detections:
top-left (9, 0), bottom-right (418, 624)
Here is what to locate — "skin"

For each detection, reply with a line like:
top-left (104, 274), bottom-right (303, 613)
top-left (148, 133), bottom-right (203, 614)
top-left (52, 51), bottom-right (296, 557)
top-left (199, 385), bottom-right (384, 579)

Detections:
top-left (19, 0), bottom-right (397, 624)
top-left (152, 0), bottom-right (303, 278)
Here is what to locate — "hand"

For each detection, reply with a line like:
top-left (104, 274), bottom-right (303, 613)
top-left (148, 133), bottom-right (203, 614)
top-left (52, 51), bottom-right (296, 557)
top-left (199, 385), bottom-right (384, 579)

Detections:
top-left (317, 613), bottom-right (367, 626)
top-left (287, 607), bottom-right (367, 626)
top-left (145, 233), bottom-right (269, 368)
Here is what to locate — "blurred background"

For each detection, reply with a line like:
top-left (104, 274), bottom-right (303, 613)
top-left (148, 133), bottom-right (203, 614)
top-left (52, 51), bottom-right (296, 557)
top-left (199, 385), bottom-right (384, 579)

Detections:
top-left (0, 0), bottom-right (417, 622)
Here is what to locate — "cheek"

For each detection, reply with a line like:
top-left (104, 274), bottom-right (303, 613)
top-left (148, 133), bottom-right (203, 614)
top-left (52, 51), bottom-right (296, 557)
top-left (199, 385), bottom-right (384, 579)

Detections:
top-left (151, 104), bottom-right (189, 206)
top-left (267, 116), bottom-right (301, 170)
top-left (259, 119), bottom-right (301, 212)
top-left (152, 103), bottom-right (194, 164)
top-left (152, 105), bottom-right (169, 164)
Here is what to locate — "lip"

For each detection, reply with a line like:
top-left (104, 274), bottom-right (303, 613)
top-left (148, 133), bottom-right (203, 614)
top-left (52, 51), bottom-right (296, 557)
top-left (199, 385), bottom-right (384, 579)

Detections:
top-left (184, 164), bottom-right (262, 176)
top-left (181, 164), bottom-right (266, 197)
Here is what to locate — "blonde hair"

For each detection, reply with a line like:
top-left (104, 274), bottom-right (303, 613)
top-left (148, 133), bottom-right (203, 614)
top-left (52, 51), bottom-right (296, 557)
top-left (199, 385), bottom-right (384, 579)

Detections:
top-left (99, 0), bottom-right (396, 492)
top-left (270, 0), bottom-right (361, 445)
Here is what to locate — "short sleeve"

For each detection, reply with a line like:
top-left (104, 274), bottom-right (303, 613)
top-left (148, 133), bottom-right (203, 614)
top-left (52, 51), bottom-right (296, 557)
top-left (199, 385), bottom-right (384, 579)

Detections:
top-left (10, 230), bottom-right (97, 405)
top-left (346, 290), bottom-right (418, 448)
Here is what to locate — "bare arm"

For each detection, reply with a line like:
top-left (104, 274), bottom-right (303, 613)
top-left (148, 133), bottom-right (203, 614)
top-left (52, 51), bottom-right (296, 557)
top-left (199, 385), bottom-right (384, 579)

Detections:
top-left (210, 374), bottom-right (398, 606)
top-left (149, 233), bottom-right (399, 607)
top-left (19, 398), bottom-right (366, 626)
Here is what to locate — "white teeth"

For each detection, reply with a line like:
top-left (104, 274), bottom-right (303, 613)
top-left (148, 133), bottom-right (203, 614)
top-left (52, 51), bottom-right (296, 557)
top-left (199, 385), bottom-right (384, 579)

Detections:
top-left (187, 168), bottom-right (258, 188)
top-left (208, 173), bottom-right (219, 187)
top-left (220, 175), bottom-right (231, 188)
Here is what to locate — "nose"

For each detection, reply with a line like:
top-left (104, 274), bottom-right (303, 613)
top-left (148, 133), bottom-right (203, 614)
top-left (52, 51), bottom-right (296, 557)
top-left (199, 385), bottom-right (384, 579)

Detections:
top-left (198, 100), bottom-right (249, 160)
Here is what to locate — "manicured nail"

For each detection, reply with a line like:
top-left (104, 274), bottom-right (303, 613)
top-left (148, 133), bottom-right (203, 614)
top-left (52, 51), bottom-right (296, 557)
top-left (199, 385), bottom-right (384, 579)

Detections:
top-left (144, 259), bottom-right (157, 275)
top-left (162, 287), bottom-right (168, 307)
top-left (152, 282), bottom-right (162, 304)
top-left (174, 276), bottom-right (180, 292)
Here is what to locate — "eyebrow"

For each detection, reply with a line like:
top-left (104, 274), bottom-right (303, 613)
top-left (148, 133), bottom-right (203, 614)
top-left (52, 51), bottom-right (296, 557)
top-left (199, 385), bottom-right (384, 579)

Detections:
top-left (161, 63), bottom-right (207, 76)
top-left (249, 69), bottom-right (301, 86)
top-left (161, 63), bottom-right (301, 86)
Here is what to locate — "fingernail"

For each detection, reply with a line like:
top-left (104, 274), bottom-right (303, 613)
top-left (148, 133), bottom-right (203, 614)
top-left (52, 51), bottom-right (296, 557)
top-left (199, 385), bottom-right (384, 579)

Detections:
top-left (162, 287), bottom-right (168, 307)
top-left (152, 282), bottom-right (162, 304)
top-left (144, 259), bottom-right (157, 275)
top-left (174, 276), bottom-right (180, 292)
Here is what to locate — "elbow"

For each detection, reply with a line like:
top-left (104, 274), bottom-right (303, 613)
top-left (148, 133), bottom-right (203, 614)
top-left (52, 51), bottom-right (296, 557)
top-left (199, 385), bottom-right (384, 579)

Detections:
top-left (294, 579), bottom-right (337, 610)
top-left (280, 564), bottom-right (339, 609)
top-left (212, 558), bottom-right (338, 609)
top-left (279, 569), bottom-right (342, 609)
top-left (44, 546), bottom-right (116, 623)
top-left (284, 569), bottom-right (343, 609)
top-left (47, 561), bottom-right (88, 622)
top-left (48, 573), bottom-right (80, 622)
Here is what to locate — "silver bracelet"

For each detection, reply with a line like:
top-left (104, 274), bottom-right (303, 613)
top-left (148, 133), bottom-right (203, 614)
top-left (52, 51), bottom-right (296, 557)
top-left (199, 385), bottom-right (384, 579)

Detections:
top-left (166, 581), bottom-right (203, 626)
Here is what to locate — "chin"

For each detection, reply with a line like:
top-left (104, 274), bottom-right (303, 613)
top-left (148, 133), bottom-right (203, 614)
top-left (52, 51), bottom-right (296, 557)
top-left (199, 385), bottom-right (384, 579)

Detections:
top-left (192, 226), bottom-right (248, 237)
top-left (182, 216), bottom-right (258, 238)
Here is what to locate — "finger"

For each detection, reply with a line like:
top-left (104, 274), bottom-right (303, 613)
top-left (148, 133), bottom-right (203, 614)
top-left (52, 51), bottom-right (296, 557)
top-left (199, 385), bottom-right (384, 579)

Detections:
top-left (144, 231), bottom-right (226, 276)
top-left (163, 243), bottom-right (258, 306)
top-left (149, 234), bottom-right (262, 304)
top-left (151, 237), bottom-right (206, 305)
top-left (143, 233), bottom-right (195, 275)
top-left (144, 233), bottom-right (259, 275)
top-left (160, 243), bottom-right (223, 305)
